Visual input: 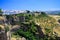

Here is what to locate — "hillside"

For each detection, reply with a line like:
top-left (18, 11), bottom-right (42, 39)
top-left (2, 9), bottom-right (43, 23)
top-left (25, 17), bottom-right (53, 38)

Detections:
top-left (0, 12), bottom-right (60, 40)
top-left (11, 13), bottom-right (60, 40)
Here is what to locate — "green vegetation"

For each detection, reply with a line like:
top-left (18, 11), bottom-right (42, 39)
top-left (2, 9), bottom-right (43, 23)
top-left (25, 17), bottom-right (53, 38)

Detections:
top-left (0, 9), bottom-right (3, 13)
top-left (0, 27), bottom-right (2, 31)
top-left (5, 26), bottom-right (9, 32)
top-left (11, 12), bottom-right (60, 40)
top-left (0, 9), bottom-right (3, 15)
top-left (12, 22), bottom-right (37, 40)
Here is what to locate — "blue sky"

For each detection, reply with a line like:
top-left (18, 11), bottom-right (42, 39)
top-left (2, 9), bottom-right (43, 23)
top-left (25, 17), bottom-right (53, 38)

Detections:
top-left (0, 0), bottom-right (60, 11)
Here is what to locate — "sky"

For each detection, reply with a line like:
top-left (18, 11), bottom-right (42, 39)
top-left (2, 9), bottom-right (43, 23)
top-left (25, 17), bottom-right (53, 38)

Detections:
top-left (0, 0), bottom-right (60, 11)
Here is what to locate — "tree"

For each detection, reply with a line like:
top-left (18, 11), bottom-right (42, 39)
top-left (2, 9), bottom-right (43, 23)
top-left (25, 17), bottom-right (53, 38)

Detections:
top-left (5, 26), bottom-right (9, 32)
top-left (26, 10), bottom-right (30, 13)
top-left (40, 12), bottom-right (48, 17)
top-left (0, 9), bottom-right (3, 16)
top-left (58, 19), bottom-right (60, 23)
top-left (0, 27), bottom-right (2, 31)
top-left (41, 12), bottom-right (47, 15)
top-left (34, 11), bottom-right (40, 13)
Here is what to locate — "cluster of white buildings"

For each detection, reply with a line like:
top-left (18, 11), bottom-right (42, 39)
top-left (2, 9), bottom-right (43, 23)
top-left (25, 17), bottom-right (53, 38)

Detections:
top-left (2, 10), bottom-right (27, 15)
top-left (1, 10), bottom-right (42, 15)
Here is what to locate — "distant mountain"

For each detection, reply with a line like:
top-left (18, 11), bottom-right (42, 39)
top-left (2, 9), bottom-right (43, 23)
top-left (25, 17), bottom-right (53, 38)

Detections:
top-left (45, 10), bottom-right (60, 15)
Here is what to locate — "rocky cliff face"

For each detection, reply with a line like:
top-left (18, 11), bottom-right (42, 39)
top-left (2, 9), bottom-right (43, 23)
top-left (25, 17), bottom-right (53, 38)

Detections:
top-left (0, 16), bottom-right (7, 40)
top-left (0, 15), bottom-right (25, 40)
top-left (0, 31), bottom-right (7, 40)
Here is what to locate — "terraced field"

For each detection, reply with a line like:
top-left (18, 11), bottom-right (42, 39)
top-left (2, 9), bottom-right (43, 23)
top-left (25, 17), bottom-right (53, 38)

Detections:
top-left (49, 15), bottom-right (60, 21)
